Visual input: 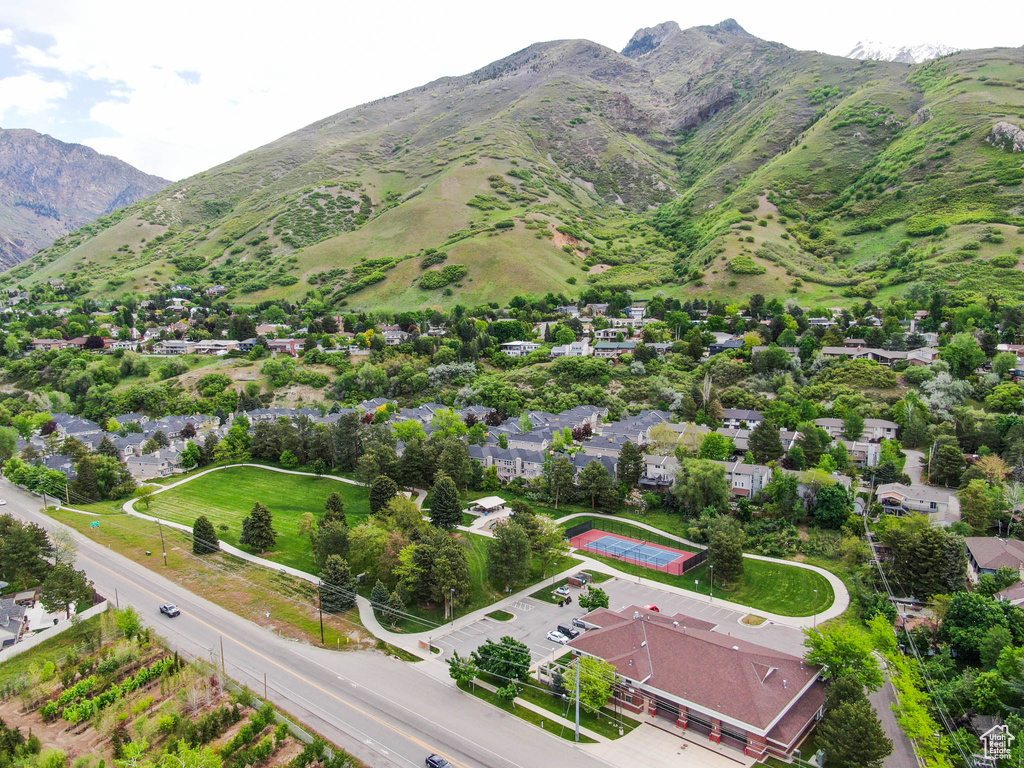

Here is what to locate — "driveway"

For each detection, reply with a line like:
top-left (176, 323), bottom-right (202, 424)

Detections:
top-left (431, 577), bottom-right (809, 664)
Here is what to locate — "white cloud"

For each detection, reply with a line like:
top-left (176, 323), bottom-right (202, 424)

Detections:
top-left (0, 73), bottom-right (68, 121)
top-left (0, 29), bottom-right (13, 46)
top-left (0, 0), bottom-right (1021, 180)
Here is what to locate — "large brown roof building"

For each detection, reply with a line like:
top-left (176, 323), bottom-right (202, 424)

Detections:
top-left (567, 606), bottom-right (826, 760)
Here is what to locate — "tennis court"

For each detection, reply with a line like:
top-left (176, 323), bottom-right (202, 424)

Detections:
top-left (569, 528), bottom-right (703, 576)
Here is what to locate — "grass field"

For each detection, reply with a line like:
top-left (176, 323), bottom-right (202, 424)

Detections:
top-left (456, 680), bottom-right (598, 743)
top-left (0, 614), bottom-right (106, 687)
top-left (579, 549), bottom-right (834, 617)
top-left (46, 509), bottom-right (371, 650)
top-left (145, 466), bottom-right (371, 573)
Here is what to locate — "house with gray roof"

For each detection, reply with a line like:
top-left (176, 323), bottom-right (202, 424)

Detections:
top-left (966, 538), bottom-right (1024, 583)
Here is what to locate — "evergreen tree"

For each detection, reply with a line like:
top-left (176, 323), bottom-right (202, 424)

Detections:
top-left (930, 439), bottom-right (965, 487)
top-left (708, 515), bottom-right (745, 585)
top-left (314, 519), bottom-right (349, 564)
top-left (430, 474), bottom-right (462, 530)
top-left (72, 458), bottom-right (100, 501)
top-left (578, 460), bottom-right (614, 509)
top-left (322, 492), bottom-right (346, 525)
top-left (546, 456), bottom-right (577, 509)
top-left (319, 555), bottom-right (356, 612)
top-left (487, 521), bottom-right (531, 591)
top-left (369, 474), bottom-right (399, 514)
top-left (370, 578), bottom-right (390, 616)
top-left (617, 441), bottom-right (644, 488)
top-left (192, 515), bottom-right (219, 555)
top-left (96, 435), bottom-right (119, 458)
top-left (817, 698), bottom-right (892, 768)
top-left (386, 591), bottom-right (405, 628)
top-left (239, 502), bottom-right (276, 552)
top-left (40, 563), bottom-right (93, 619)
top-left (438, 440), bottom-right (472, 491)
top-left (841, 412), bottom-right (865, 441)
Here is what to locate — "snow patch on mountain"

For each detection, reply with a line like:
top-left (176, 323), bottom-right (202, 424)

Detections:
top-left (846, 41), bottom-right (959, 64)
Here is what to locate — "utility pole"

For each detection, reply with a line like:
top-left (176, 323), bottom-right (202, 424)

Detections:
top-left (318, 587), bottom-right (325, 644)
top-left (574, 657), bottom-right (581, 743)
top-left (158, 522), bottom-right (167, 566)
top-left (220, 635), bottom-right (225, 675)
top-left (115, 588), bottom-right (119, 609)
top-left (709, 564), bottom-right (714, 604)
top-left (65, 483), bottom-right (70, 505)
top-left (41, 487), bottom-right (47, 510)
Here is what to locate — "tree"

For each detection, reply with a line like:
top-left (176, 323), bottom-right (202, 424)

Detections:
top-left (980, 624), bottom-right (1013, 669)
top-left (472, 636), bottom-right (531, 682)
top-left (40, 563), bottom-right (93, 619)
top-left (940, 333), bottom-right (986, 378)
top-left (960, 479), bottom-right (996, 534)
top-left (841, 412), bottom-right (865, 441)
top-left (817, 696), bottom-right (892, 768)
top-left (314, 519), bottom-right (349, 564)
top-left (323, 492), bottom-right (345, 524)
top-left (97, 435), bottom-right (119, 458)
top-left (370, 578), bottom-right (390, 618)
top-left (181, 441), bottom-right (201, 470)
top-left (0, 518), bottom-right (52, 589)
top-left (986, 383), bottom-right (1024, 413)
top-left (749, 421), bottom-right (784, 464)
top-left (617, 441), bottom-right (644, 488)
top-left (429, 474), bottom-right (462, 529)
top-left (487, 521), bottom-right (531, 591)
top-left (577, 460), bottom-right (615, 510)
top-left (795, 423), bottom-right (829, 467)
top-left (707, 515), bottom-right (745, 585)
top-left (437, 440), bottom-right (471, 491)
top-left (568, 656), bottom-right (616, 715)
top-left (578, 586), bottom-right (609, 611)
top-left (73, 458), bottom-right (100, 502)
top-left (929, 437), bottom-right (965, 487)
top-left (239, 502), bottom-right (276, 553)
top-left (546, 456), bottom-right (576, 509)
top-left (673, 460), bottom-right (730, 515)
top-left (192, 516), bottom-right (219, 555)
top-left (114, 606), bottom-right (143, 639)
top-left (941, 591), bottom-right (1019, 663)
top-left (369, 475), bottom-right (399, 514)
top-left (447, 651), bottom-right (479, 689)
top-left (803, 624), bottom-right (884, 690)
top-left (813, 484), bottom-right (851, 529)
top-left (319, 555), bottom-right (356, 612)
top-left (279, 449), bottom-right (298, 469)
top-left (530, 516), bottom-right (570, 578)
top-left (698, 432), bottom-right (735, 461)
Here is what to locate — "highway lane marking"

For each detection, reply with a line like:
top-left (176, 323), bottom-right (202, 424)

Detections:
top-left (75, 550), bottom-right (465, 768)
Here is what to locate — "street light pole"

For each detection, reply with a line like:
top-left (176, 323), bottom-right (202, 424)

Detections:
top-left (813, 589), bottom-right (818, 629)
top-left (450, 588), bottom-right (456, 625)
top-left (709, 564), bottom-right (713, 604)
top-left (158, 522), bottom-right (167, 566)
top-left (574, 657), bottom-right (581, 743)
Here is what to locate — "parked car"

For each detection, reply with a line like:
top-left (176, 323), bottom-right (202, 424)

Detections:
top-left (546, 630), bottom-right (569, 644)
top-left (557, 623), bottom-right (580, 639)
top-left (643, 604), bottom-right (660, 613)
top-left (571, 617), bottom-right (590, 630)
top-left (554, 585), bottom-right (571, 597)
top-left (159, 603), bottom-right (181, 617)
top-left (425, 755), bottom-right (451, 768)
top-left (0, 499), bottom-right (6, 505)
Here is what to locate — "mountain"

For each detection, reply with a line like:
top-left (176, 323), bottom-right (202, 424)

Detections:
top-left (0, 129), bottom-right (170, 270)
top-left (846, 41), bottom-right (959, 64)
top-left (8, 22), bottom-right (1024, 308)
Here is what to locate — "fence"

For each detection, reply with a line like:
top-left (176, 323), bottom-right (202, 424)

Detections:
top-left (566, 518), bottom-right (709, 577)
top-left (564, 516), bottom-right (703, 555)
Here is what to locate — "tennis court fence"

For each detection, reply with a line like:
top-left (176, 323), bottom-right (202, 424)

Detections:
top-left (564, 518), bottom-right (708, 576)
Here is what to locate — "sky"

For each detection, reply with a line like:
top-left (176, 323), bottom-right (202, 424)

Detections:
top-left (0, 0), bottom-right (1020, 181)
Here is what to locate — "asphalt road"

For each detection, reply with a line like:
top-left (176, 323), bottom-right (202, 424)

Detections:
top-left (2, 481), bottom-right (612, 768)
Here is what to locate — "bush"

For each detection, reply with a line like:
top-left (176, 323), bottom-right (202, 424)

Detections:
top-left (991, 254), bottom-right (1019, 268)
top-left (728, 256), bottom-right (767, 275)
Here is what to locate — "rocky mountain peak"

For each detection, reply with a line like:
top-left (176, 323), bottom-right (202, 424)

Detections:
top-left (621, 21), bottom-right (681, 58)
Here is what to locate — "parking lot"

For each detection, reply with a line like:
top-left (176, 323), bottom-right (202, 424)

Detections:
top-left (431, 575), bottom-right (808, 664)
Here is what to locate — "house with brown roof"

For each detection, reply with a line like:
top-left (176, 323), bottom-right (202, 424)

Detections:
top-left (965, 537), bottom-right (1024, 583)
top-left (567, 606), bottom-right (825, 760)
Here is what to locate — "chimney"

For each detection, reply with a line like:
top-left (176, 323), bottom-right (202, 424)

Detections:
top-left (783, 679), bottom-right (788, 689)
top-left (641, 641), bottom-right (647, 647)
top-left (733, 646), bottom-right (739, 650)
top-left (673, 621), bottom-right (679, 627)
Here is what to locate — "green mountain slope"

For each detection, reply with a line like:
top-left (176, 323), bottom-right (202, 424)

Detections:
top-left (7, 21), bottom-right (1024, 307)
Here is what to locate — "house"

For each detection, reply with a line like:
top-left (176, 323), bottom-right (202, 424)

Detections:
top-left (807, 317), bottom-right (836, 328)
top-left (499, 341), bottom-right (542, 358)
top-left (51, 414), bottom-right (103, 441)
top-left (721, 409), bottom-right (763, 430)
top-left (572, 452), bottom-right (618, 480)
top-left (842, 440), bottom-right (881, 467)
top-left (31, 339), bottom-right (68, 352)
top-left (207, 285), bottom-right (228, 297)
top-left (194, 340), bottom-right (239, 355)
top-left (815, 418), bottom-right (897, 442)
top-left (708, 339), bottom-right (744, 356)
top-left (154, 340), bottom-right (196, 355)
top-left (555, 305), bottom-right (580, 318)
top-left (641, 454), bottom-right (680, 489)
top-left (267, 338), bottom-right (304, 357)
top-left (567, 606), bottom-right (826, 760)
top-left (820, 346), bottom-right (870, 361)
top-left (382, 329), bottom-right (411, 346)
top-left (507, 431), bottom-right (551, 452)
top-left (126, 454), bottom-right (175, 480)
top-left (0, 598), bottom-right (27, 649)
top-left (594, 328), bottom-right (625, 342)
top-left (170, 284), bottom-right (192, 294)
top-left (965, 538), bottom-right (1024, 583)
top-left (594, 341), bottom-right (636, 358)
top-left (585, 303), bottom-right (609, 316)
top-left (877, 483), bottom-right (953, 517)
top-left (711, 461), bottom-right (773, 497)
top-left (550, 341), bottom-right (592, 358)
top-left (468, 445), bottom-right (546, 482)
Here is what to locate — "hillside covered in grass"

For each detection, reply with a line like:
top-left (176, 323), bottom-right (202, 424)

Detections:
top-left (7, 21), bottom-right (1024, 308)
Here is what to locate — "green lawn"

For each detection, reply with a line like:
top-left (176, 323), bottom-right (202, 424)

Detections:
top-left (144, 466), bottom-right (371, 573)
top-left (0, 614), bottom-right (106, 688)
top-left (372, 533), bottom-right (580, 632)
top-left (456, 680), bottom-right (597, 743)
top-left (579, 552), bottom-right (834, 617)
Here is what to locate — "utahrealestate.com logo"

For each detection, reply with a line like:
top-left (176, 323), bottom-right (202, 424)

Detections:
top-left (981, 724), bottom-right (1015, 761)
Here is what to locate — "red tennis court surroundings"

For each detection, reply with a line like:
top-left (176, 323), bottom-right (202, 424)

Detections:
top-left (569, 528), bottom-right (701, 576)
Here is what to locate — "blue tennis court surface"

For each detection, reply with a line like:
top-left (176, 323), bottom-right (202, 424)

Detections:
top-left (585, 535), bottom-right (684, 566)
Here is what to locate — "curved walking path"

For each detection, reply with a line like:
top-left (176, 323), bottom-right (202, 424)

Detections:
top-left (44, 465), bottom-right (847, 653)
